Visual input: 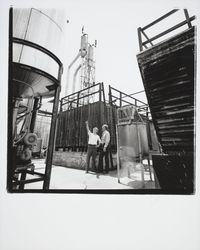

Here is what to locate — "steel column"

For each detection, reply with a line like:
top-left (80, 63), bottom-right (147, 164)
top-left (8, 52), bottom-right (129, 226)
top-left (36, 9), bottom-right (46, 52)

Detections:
top-left (30, 97), bottom-right (40, 133)
top-left (43, 65), bottom-right (63, 190)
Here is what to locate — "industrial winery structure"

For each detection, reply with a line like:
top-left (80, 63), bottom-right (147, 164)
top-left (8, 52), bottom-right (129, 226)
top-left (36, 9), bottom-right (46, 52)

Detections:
top-left (7, 8), bottom-right (196, 193)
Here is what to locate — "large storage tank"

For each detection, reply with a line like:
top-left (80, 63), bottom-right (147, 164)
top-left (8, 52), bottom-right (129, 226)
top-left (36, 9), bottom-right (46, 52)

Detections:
top-left (12, 8), bottom-right (65, 98)
top-left (9, 8), bottom-right (65, 191)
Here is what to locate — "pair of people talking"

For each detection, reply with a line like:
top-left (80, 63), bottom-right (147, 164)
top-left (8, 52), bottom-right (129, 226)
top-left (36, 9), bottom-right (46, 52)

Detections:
top-left (85, 121), bottom-right (110, 174)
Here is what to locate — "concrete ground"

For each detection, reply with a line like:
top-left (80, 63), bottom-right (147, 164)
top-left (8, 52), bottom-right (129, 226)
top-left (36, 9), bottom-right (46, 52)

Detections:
top-left (25, 159), bottom-right (156, 190)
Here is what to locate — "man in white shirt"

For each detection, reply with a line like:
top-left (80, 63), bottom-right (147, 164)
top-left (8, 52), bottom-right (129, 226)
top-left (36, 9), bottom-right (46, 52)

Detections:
top-left (85, 121), bottom-right (101, 173)
top-left (98, 124), bottom-right (110, 174)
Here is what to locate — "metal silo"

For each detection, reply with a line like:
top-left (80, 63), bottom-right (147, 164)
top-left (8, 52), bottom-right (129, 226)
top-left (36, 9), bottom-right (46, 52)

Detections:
top-left (8, 8), bottom-right (65, 191)
top-left (12, 8), bottom-right (64, 98)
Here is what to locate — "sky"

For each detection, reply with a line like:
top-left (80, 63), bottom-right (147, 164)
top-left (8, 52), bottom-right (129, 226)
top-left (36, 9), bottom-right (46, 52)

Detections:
top-left (13, 0), bottom-right (197, 110)
top-left (58, 0), bottom-right (198, 104)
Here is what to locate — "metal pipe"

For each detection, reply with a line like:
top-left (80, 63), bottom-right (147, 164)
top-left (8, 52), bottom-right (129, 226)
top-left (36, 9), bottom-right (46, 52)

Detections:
top-left (65, 51), bottom-right (81, 96)
top-left (12, 99), bottom-right (21, 137)
top-left (72, 64), bottom-right (82, 94)
top-left (30, 97), bottom-right (40, 133)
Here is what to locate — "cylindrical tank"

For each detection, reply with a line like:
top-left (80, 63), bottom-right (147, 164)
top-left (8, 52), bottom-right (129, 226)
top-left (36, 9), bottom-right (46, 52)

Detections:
top-left (80, 34), bottom-right (88, 57)
top-left (13, 8), bottom-right (65, 98)
top-left (118, 123), bottom-right (149, 159)
top-left (88, 45), bottom-right (94, 67)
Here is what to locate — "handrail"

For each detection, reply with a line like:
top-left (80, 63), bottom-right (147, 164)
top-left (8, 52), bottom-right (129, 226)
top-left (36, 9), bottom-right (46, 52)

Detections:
top-left (138, 9), bottom-right (196, 52)
top-left (109, 86), bottom-right (148, 106)
top-left (61, 82), bottom-right (100, 101)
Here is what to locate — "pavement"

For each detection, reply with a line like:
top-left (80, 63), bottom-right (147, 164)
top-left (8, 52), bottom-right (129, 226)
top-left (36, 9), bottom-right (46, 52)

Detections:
top-left (24, 159), bottom-right (156, 190)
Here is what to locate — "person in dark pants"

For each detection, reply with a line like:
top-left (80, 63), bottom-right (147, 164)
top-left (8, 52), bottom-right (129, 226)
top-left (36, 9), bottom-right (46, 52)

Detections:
top-left (98, 124), bottom-right (110, 174)
top-left (85, 121), bottom-right (101, 173)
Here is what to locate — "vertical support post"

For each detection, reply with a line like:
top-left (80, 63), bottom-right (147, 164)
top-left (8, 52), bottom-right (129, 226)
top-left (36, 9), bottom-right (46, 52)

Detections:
top-left (116, 124), bottom-right (120, 183)
top-left (109, 86), bottom-right (117, 150)
top-left (43, 65), bottom-right (63, 190)
top-left (136, 121), bottom-right (145, 188)
top-left (146, 110), bottom-right (152, 150)
top-left (147, 156), bottom-right (153, 181)
top-left (184, 9), bottom-right (192, 28)
top-left (19, 171), bottom-right (27, 191)
top-left (30, 97), bottom-right (39, 133)
top-left (98, 83), bottom-right (102, 131)
top-left (119, 92), bottom-right (122, 107)
top-left (77, 92), bottom-right (80, 147)
top-left (137, 27), bottom-right (143, 52)
top-left (102, 82), bottom-right (108, 123)
top-left (104, 84), bottom-right (113, 170)
top-left (60, 98), bottom-right (63, 112)
top-left (12, 99), bottom-right (21, 137)
top-left (8, 7), bottom-right (13, 192)
top-left (108, 85), bottom-right (111, 105)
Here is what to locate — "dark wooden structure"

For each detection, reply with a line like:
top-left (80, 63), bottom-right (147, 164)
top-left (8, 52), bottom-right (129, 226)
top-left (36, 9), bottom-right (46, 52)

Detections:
top-left (56, 82), bottom-right (118, 152)
top-left (56, 83), bottom-right (158, 153)
top-left (137, 9), bottom-right (196, 193)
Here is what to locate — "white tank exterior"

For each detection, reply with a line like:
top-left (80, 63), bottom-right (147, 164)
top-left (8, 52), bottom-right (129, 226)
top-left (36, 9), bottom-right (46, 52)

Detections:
top-left (88, 45), bottom-right (94, 67)
top-left (80, 34), bottom-right (88, 57)
top-left (13, 8), bottom-right (65, 98)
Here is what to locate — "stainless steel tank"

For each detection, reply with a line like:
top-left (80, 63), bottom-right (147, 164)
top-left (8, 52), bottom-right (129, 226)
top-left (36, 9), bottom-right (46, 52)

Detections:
top-left (12, 8), bottom-right (65, 98)
top-left (80, 34), bottom-right (88, 57)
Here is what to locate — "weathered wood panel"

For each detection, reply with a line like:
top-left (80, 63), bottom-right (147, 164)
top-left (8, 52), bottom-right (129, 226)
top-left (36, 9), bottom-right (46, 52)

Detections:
top-left (137, 27), bottom-right (195, 154)
top-left (55, 101), bottom-right (117, 151)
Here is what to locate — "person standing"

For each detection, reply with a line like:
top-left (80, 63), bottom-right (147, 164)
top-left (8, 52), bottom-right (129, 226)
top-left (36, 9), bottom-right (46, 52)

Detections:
top-left (98, 124), bottom-right (110, 174)
top-left (85, 121), bottom-right (101, 173)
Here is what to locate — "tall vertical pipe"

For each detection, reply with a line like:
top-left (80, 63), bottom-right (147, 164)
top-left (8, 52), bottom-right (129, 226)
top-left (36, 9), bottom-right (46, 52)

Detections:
top-left (72, 64), bottom-right (82, 94)
top-left (65, 52), bottom-right (81, 96)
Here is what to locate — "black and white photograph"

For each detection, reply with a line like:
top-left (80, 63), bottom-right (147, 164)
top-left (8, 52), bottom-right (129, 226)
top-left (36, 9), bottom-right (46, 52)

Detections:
top-left (7, 5), bottom-right (196, 193)
top-left (0, 0), bottom-right (200, 249)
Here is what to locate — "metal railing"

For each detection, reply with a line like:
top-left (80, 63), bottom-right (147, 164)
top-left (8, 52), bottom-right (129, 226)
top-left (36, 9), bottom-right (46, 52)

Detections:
top-left (137, 9), bottom-right (196, 52)
top-left (108, 85), bottom-right (150, 118)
